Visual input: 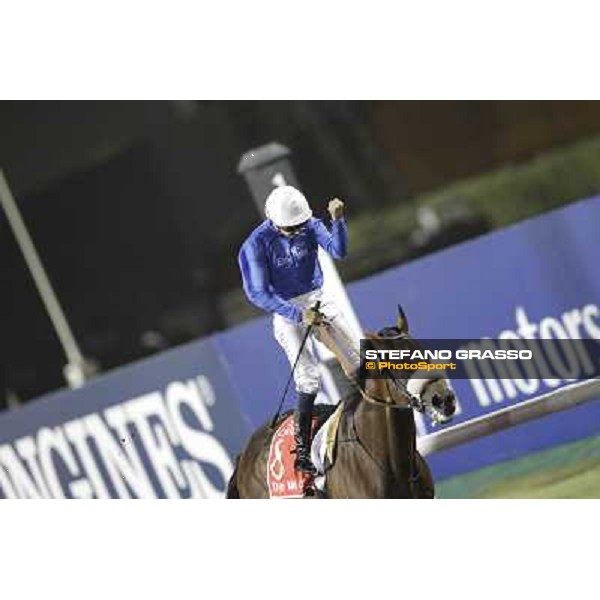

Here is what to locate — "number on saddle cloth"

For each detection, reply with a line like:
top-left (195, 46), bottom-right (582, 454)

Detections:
top-left (266, 405), bottom-right (338, 498)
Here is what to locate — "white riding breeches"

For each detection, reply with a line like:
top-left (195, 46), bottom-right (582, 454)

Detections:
top-left (273, 289), bottom-right (361, 395)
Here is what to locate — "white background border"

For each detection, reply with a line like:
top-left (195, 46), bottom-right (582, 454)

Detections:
top-left (1, 501), bottom-right (596, 599)
top-left (1, 1), bottom-right (598, 598)
top-left (3, 0), bottom-right (600, 99)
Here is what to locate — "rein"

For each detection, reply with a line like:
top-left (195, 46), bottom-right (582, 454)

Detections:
top-left (354, 365), bottom-right (433, 412)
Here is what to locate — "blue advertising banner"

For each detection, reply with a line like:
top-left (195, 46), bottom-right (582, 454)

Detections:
top-left (347, 196), bottom-right (600, 478)
top-left (217, 196), bottom-right (600, 479)
top-left (0, 338), bottom-right (251, 498)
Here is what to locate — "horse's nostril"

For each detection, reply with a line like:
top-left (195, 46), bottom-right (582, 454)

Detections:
top-left (444, 395), bottom-right (457, 416)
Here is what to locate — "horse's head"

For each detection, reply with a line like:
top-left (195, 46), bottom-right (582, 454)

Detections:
top-left (364, 305), bottom-right (456, 424)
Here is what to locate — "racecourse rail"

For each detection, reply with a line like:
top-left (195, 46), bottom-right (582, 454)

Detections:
top-left (417, 379), bottom-right (600, 456)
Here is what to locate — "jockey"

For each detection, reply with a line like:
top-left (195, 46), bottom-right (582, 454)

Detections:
top-left (238, 185), bottom-right (360, 474)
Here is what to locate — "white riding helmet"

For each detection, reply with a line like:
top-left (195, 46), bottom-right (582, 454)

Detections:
top-left (265, 185), bottom-right (313, 227)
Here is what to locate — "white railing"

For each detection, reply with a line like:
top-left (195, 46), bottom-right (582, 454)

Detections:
top-left (417, 378), bottom-right (600, 456)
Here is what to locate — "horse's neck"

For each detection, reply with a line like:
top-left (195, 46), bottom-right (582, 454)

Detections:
top-left (318, 321), bottom-right (418, 479)
top-left (352, 389), bottom-right (416, 479)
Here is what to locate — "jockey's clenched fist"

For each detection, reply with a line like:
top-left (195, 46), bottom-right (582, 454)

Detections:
top-left (328, 198), bottom-right (345, 221)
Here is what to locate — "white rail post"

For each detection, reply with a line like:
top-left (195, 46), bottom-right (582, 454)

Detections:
top-left (0, 169), bottom-right (95, 388)
top-left (418, 378), bottom-right (600, 456)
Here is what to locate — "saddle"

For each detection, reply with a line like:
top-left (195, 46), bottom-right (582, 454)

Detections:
top-left (266, 404), bottom-right (338, 499)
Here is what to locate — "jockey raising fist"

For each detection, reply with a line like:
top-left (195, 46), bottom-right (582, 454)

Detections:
top-left (238, 186), bottom-right (361, 475)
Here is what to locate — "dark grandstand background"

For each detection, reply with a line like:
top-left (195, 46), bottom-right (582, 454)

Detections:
top-left (2, 100), bottom-right (600, 405)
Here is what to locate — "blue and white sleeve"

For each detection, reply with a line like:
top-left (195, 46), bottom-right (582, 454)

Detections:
top-left (312, 217), bottom-right (348, 259)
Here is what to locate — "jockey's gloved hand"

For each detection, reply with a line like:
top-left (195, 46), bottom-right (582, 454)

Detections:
top-left (328, 198), bottom-right (345, 220)
top-left (303, 308), bottom-right (323, 326)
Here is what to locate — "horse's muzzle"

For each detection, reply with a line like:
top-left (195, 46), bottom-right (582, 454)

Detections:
top-left (431, 391), bottom-right (456, 419)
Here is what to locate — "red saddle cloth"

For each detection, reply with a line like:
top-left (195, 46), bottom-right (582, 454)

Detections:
top-left (267, 415), bottom-right (315, 499)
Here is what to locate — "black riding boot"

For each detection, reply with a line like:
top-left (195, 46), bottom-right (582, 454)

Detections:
top-left (294, 392), bottom-right (317, 475)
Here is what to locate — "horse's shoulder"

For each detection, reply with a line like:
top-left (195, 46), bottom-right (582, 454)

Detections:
top-left (335, 392), bottom-right (361, 441)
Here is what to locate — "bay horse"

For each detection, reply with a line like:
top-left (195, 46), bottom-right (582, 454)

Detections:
top-left (226, 307), bottom-right (456, 498)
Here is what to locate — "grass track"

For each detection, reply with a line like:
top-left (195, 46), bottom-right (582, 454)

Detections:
top-left (436, 435), bottom-right (600, 499)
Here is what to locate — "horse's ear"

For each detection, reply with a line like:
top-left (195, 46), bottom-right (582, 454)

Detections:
top-left (396, 304), bottom-right (409, 334)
